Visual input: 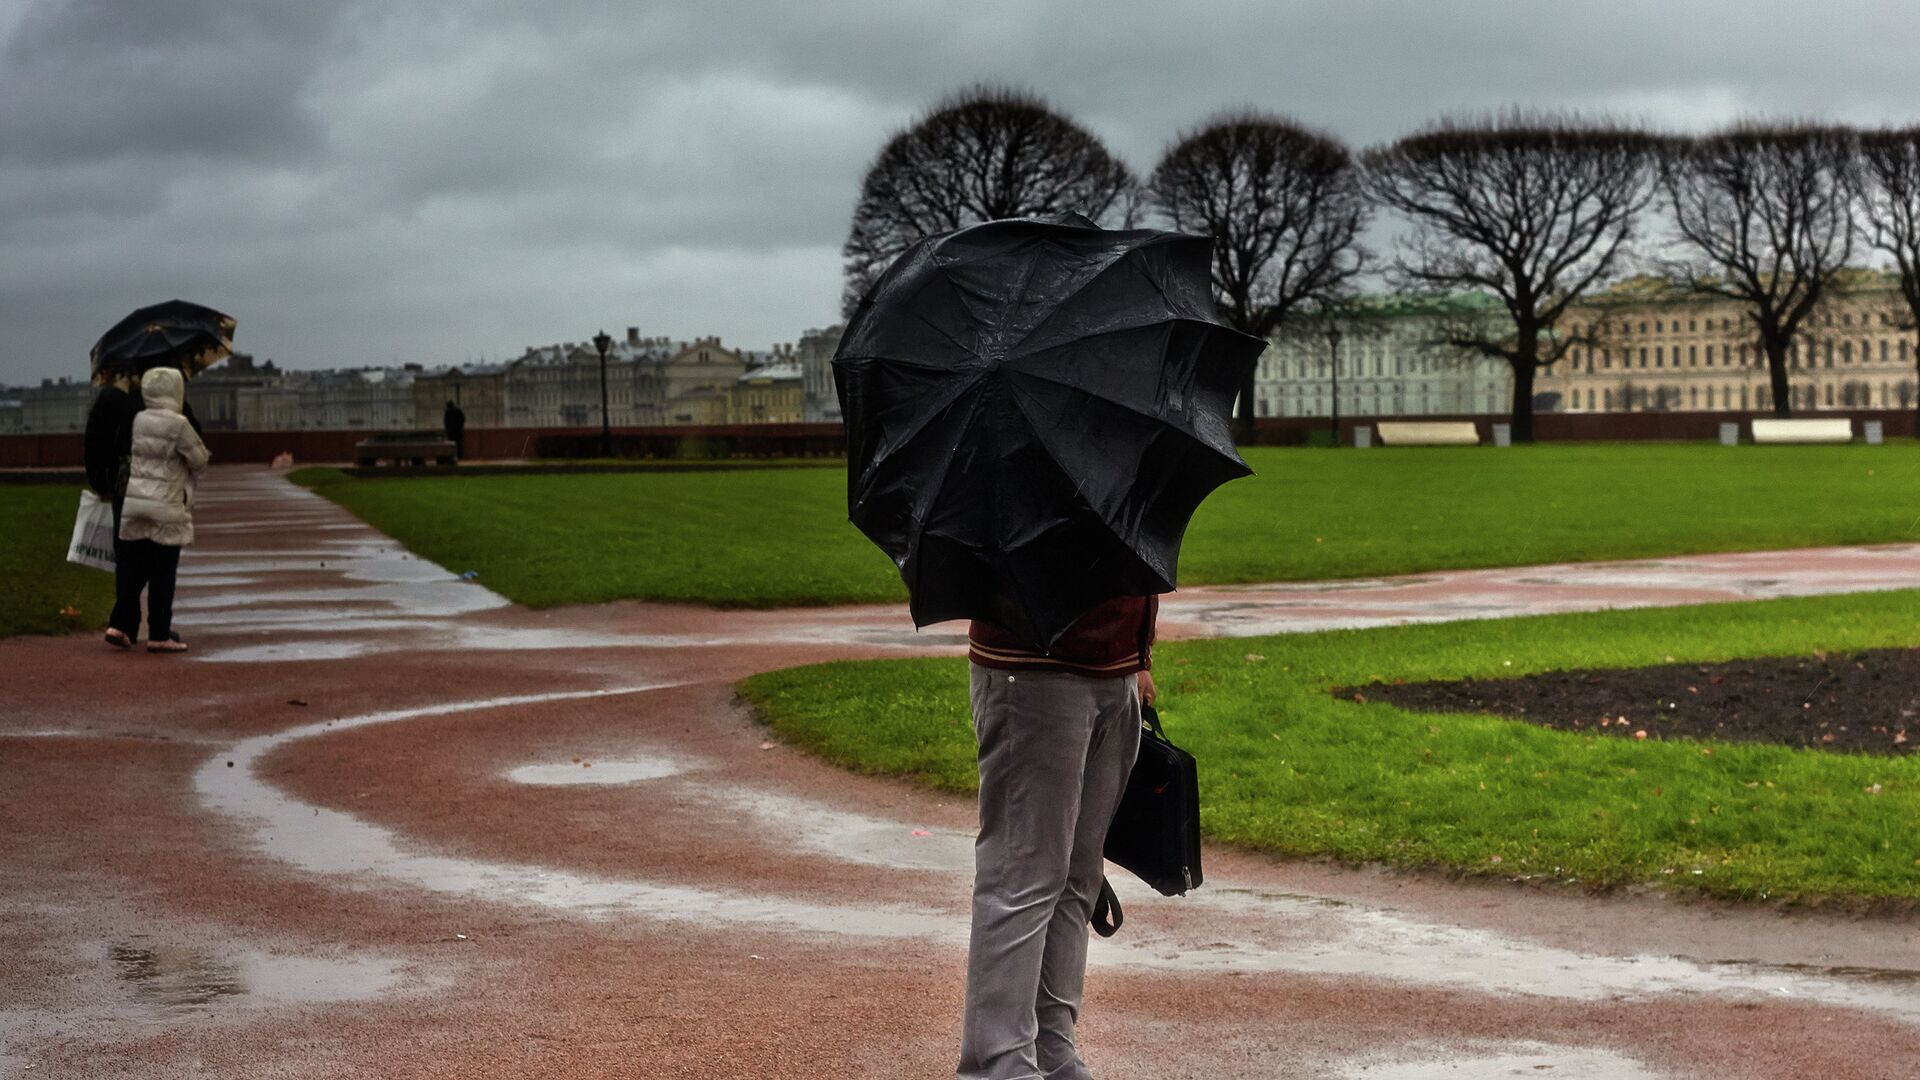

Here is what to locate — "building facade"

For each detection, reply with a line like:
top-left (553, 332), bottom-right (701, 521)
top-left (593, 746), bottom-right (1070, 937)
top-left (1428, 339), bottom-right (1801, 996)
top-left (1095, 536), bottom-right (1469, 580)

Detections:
top-left (1543, 273), bottom-right (1919, 414)
top-left (5, 321), bottom-right (877, 436)
top-left (294, 368), bottom-right (418, 430)
top-left (796, 325), bottom-right (846, 422)
top-left (16, 379), bottom-right (94, 433)
top-left (413, 364), bottom-right (508, 429)
top-left (729, 359), bottom-right (804, 423)
top-left (1258, 296), bottom-right (1515, 419)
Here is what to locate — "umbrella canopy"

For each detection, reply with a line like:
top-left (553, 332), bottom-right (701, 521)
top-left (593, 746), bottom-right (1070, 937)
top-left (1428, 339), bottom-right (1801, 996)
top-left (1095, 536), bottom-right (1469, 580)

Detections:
top-left (90, 300), bottom-right (235, 383)
top-left (834, 214), bottom-right (1265, 648)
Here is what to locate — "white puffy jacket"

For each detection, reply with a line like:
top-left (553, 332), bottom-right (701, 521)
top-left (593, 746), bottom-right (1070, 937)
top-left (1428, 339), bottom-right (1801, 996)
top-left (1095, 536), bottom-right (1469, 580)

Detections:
top-left (119, 367), bottom-right (211, 546)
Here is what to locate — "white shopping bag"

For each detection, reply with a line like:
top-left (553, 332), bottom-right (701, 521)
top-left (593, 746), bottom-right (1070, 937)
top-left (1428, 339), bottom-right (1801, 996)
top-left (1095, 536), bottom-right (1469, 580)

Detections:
top-left (66, 490), bottom-right (116, 572)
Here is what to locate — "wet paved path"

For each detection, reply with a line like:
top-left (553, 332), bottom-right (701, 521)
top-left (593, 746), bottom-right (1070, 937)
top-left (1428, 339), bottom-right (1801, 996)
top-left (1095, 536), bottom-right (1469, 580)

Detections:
top-left (3, 466), bottom-right (1918, 1079)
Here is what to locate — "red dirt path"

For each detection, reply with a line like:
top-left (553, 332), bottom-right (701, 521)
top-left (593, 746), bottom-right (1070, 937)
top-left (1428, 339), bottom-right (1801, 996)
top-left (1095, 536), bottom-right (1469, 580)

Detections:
top-left (3, 466), bottom-right (1918, 1079)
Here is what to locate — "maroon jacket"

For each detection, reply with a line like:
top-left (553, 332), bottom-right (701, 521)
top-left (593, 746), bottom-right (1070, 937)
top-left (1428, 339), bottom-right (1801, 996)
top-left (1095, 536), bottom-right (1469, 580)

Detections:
top-left (968, 595), bottom-right (1157, 677)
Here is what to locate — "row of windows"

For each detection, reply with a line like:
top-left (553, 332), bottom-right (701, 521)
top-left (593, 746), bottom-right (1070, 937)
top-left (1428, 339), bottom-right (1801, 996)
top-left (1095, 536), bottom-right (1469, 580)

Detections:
top-left (1570, 310), bottom-right (1903, 338)
top-left (1270, 355), bottom-right (1478, 379)
top-left (1568, 380), bottom-right (1915, 411)
top-left (1566, 336), bottom-right (1914, 373)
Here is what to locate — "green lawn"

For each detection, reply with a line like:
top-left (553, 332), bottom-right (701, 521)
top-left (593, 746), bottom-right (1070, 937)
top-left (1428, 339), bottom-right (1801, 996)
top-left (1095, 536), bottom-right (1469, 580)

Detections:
top-left (1, 486), bottom-right (114, 636)
top-left (741, 588), bottom-right (1920, 903)
top-left (295, 443), bottom-right (1920, 610)
top-left (289, 466), bottom-right (905, 608)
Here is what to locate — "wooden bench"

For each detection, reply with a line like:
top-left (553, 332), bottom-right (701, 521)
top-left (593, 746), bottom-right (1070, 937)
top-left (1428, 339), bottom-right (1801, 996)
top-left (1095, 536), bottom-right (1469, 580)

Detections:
top-left (355, 430), bottom-right (457, 467)
top-left (1374, 421), bottom-right (1481, 446)
top-left (1750, 418), bottom-right (1854, 445)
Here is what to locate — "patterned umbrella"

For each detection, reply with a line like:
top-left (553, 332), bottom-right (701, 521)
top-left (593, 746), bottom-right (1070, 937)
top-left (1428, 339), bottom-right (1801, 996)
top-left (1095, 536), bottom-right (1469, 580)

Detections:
top-left (90, 300), bottom-right (235, 383)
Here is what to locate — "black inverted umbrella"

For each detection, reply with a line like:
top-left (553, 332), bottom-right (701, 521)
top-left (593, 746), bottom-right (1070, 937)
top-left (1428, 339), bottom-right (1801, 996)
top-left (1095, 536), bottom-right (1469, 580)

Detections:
top-left (90, 300), bottom-right (235, 383)
top-left (833, 214), bottom-right (1265, 648)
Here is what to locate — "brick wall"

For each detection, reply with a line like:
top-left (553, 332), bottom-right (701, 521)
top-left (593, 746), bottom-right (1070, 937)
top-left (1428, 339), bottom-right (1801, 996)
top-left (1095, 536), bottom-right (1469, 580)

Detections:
top-left (5, 412), bottom-right (1915, 468)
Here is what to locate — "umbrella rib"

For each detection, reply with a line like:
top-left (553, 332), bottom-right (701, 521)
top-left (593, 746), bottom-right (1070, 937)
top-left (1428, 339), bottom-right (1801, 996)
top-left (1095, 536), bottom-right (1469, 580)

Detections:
top-left (1001, 330), bottom-right (1243, 440)
top-left (904, 385), bottom-right (994, 620)
top-left (1000, 374), bottom-right (1243, 586)
top-left (848, 368), bottom-right (990, 507)
top-left (1002, 235), bottom-right (1190, 356)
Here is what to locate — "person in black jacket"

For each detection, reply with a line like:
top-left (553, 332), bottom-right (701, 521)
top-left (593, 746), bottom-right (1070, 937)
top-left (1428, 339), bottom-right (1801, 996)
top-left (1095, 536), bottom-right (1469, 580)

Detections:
top-left (443, 400), bottom-right (466, 460)
top-left (84, 369), bottom-right (201, 648)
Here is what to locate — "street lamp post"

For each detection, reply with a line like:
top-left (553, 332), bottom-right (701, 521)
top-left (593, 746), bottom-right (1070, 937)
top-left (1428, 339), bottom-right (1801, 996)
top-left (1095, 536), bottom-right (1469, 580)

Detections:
top-left (593, 329), bottom-right (613, 458)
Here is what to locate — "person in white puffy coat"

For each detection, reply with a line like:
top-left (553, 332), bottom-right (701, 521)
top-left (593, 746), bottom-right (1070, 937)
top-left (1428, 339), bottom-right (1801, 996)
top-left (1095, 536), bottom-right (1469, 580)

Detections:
top-left (116, 366), bottom-right (210, 652)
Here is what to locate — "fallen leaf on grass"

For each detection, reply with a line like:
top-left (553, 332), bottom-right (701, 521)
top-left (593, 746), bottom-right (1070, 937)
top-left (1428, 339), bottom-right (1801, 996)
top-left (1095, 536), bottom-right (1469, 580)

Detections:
top-left (1865, 784), bottom-right (1883, 795)
top-left (58, 605), bottom-right (81, 618)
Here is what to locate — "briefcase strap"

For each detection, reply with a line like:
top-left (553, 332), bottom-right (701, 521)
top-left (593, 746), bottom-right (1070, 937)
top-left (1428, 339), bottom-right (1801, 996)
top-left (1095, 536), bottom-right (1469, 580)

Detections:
top-left (1141, 703), bottom-right (1167, 740)
top-left (1090, 876), bottom-right (1124, 938)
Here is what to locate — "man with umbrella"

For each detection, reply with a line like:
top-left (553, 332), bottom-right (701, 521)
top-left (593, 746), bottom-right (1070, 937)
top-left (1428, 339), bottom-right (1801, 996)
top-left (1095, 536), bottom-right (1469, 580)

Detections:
top-left (834, 216), bottom-right (1262, 1080)
top-left (82, 300), bottom-right (231, 649)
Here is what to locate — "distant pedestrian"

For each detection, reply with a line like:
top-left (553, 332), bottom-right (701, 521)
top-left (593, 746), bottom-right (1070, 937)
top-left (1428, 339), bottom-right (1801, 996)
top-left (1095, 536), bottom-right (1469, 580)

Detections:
top-left (114, 367), bottom-right (210, 653)
top-left (443, 399), bottom-right (467, 460)
top-left (84, 368), bottom-right (202, 649)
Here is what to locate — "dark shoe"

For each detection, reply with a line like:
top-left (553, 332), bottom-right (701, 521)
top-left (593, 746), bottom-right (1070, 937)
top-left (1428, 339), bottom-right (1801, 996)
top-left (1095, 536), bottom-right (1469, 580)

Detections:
top-left (147, 631), bottom-right (188, 654)
top-left (105, 628), bottom-right (133, 650)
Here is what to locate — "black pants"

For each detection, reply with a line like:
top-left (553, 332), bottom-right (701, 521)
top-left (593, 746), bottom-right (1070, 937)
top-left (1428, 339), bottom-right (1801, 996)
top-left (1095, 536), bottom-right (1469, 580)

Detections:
top-left (110, 504), bottom-right (182, 641)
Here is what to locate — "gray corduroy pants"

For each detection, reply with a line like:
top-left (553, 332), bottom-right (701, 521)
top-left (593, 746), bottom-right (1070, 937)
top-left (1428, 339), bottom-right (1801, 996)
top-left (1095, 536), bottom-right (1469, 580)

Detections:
top-left (958, 663), bottom-right (1142, 1080)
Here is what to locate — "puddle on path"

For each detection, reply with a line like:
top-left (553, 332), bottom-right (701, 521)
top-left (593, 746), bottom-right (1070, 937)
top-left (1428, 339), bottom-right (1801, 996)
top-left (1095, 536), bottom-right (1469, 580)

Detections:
top-left (196, 690), bottom-right (1920, 1022)
top-left (107, 936), bottom-right (407, 1012)
top-left (695, 784), bottom-right (974, 873)
top-left (194, 623), bottom-right (949, 663)
top-left (0, 939), bottom-right (412, 1062)
top-left (1338, 1042), bottom-right (1665, 1079)
top-left (508, 757), bottom-right (692, 785)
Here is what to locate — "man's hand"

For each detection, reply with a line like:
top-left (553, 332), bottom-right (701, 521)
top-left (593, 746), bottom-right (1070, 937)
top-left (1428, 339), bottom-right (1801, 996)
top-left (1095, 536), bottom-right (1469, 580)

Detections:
top-left (1137, 669), bottom-right (1156, 707)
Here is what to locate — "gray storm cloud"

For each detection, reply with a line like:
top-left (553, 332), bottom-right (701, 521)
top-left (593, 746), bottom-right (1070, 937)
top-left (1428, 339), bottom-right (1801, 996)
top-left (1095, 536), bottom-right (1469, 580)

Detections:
top-left (4, 0), bottom-right (1919, 382)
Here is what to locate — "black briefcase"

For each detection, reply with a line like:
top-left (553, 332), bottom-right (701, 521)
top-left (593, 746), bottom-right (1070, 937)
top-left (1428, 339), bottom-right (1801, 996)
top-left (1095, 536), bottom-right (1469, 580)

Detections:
top-left (1101, 704), bottom-right (1202, 908)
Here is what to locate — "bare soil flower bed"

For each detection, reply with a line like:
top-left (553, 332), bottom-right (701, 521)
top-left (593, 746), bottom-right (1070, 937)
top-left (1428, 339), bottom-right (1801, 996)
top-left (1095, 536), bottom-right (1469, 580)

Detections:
top-left (1351, 648), bottom-right (1919, 756)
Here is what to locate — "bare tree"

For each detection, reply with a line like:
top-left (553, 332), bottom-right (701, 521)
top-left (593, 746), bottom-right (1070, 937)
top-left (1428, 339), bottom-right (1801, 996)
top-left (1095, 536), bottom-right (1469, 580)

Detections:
top-left (1363, 114), bottom-right (1662, 441)
top-left (1858, 126), bottom-right (1920, 435)
top-left (841, 86), bottom-right (1137, 315)
top-left (1661, 123), bottom-right (1860, 418)
top-left (1147, 113), bottom-right (1369, 441)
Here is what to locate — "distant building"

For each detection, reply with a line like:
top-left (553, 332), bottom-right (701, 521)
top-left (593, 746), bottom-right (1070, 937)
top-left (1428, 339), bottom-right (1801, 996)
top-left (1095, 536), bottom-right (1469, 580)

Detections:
top-left (413, 364), bottom-right (508, 429)
top-left (295, 368), bottom-right (417, 430)
top-left (730, 359), bottom-right (804, 423)
top-left (190, 352), bottom-right (283, 431)
top-left (660, 336), bottom-right (748, 424)
top-left (18, 378), bottom-right (93, 433)
top-left (0, 321), bottom-right (856, 437)
top-left (1259, 295), bottom-right (1514, 419)
top-left (1543, 271), bottom-right (1919, 413)
top-left (795, 325), bottom-right (845, 422)
top-left (505, 329), bottom-right (674, 428)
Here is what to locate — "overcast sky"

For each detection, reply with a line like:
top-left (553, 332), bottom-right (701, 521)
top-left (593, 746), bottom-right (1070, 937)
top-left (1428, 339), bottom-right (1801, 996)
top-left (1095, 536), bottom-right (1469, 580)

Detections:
top-left (6, 0), bottom-right (1920, 385)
